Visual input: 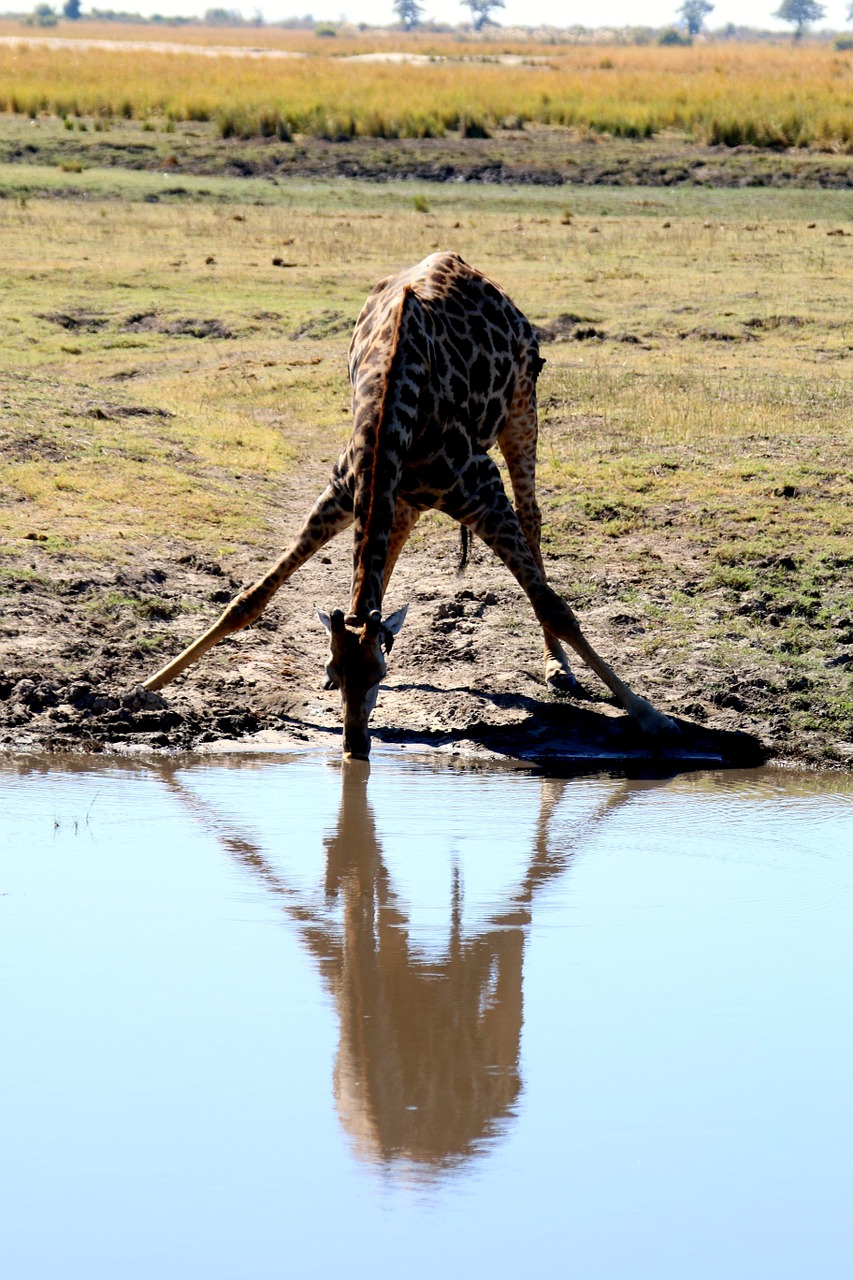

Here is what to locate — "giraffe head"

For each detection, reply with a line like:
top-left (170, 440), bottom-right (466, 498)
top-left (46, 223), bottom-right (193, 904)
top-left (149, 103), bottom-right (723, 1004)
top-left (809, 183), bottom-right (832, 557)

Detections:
top-left (317, 605), bottom-right (408, 759)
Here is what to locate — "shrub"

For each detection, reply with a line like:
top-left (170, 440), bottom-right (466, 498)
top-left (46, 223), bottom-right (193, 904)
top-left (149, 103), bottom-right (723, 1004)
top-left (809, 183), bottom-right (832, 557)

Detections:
top-left (23, 3), bottom-right (58, 26)
top-left (658, 27), bottom-right (692, 45)
top-left (459, 115), bottom-right (490, 138)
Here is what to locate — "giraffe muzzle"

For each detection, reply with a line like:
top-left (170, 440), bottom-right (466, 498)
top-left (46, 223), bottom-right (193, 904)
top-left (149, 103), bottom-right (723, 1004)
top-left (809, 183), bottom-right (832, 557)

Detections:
top-left (343, 724), bottom-right (371, 760)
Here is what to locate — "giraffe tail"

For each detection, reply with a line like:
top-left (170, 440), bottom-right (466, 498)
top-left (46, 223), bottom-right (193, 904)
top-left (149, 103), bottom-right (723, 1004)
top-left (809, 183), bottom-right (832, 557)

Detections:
top-left (456, 525), bottom-right (470, 576)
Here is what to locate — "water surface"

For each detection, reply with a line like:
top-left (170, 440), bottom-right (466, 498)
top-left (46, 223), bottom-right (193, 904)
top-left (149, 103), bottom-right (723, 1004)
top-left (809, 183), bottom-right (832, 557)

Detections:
top-left (1, 754), bottom-right (851, 1279)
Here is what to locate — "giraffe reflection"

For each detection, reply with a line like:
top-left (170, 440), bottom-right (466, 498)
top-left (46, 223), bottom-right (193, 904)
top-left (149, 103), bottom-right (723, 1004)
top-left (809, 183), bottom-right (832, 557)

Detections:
top-left (325, 762), bottom-right (525, 1169)
top-left (167, 762), bottom-right (638, 1175)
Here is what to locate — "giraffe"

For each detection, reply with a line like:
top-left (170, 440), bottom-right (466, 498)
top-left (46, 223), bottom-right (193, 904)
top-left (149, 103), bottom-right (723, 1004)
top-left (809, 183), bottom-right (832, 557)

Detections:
top-left (142, 251), bottom-right (677, 758)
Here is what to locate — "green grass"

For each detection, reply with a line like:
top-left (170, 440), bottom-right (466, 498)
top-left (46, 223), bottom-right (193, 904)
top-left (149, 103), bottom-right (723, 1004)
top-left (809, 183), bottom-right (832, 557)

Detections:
top-left (6, 148), bottom-right (853, 221)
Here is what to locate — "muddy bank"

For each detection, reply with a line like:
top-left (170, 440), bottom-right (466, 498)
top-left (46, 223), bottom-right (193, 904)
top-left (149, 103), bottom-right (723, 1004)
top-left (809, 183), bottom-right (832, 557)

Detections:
top-left (5, 122), bottom-right (853, 190)
top-left (0, 530), bottom-right (812, 770)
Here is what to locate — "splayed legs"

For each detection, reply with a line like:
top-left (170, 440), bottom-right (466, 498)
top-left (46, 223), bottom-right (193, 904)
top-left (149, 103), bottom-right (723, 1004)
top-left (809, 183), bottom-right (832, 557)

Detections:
top-left (444, 458), bottom-right (676, 736)
top-left (143, 483), bottom-right (354, 692)
top-left (498, 411), bottom-right (576, 694)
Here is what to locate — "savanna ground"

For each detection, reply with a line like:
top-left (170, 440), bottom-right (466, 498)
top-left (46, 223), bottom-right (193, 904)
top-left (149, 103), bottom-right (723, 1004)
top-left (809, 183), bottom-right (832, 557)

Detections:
top-left (0, 32), bottom-right (851, 766)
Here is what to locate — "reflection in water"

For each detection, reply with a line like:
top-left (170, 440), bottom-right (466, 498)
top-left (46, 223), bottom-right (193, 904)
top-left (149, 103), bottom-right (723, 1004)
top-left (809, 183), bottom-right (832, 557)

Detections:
top-left (4, 757), bottom-right (852, 1280)
top-left (165, 762), bottom-right (638, 1177)
top-left (324, 763), bottom-right (524, 1171)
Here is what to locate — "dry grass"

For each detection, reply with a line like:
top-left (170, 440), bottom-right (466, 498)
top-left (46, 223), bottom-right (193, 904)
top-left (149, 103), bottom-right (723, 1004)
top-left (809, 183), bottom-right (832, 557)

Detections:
top-left (3, 27), bottom-right (853, 147)
top-left (2, 182), bottom-right (852, 547)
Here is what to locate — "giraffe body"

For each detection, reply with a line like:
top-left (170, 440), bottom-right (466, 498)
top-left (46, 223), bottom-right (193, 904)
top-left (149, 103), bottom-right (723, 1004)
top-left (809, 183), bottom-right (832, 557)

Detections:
top-left (143, 252), bottom-right (676, 757)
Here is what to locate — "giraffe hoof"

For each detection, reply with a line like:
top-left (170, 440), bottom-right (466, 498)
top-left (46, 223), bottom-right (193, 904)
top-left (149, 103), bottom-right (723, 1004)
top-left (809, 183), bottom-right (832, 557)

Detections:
top-left (632, 699), bottom-right (680, 738)
top-left (546, 668), bottom-right (581, 698)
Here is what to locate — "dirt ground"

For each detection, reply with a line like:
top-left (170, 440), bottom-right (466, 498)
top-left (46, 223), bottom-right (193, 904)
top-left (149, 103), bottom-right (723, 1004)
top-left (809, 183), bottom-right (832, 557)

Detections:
top-left (0, 492), bottom-right (774, 770)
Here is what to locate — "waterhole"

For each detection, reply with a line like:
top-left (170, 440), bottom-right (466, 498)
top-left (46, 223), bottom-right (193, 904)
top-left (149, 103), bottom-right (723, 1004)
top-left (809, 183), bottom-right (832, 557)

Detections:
top-left (2, 753), bottom-right (851, 1279)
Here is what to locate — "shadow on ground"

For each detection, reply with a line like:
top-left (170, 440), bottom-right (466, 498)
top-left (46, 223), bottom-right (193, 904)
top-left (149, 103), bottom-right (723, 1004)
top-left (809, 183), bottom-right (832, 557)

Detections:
top-left (326, 683), bottom-right (767, 773)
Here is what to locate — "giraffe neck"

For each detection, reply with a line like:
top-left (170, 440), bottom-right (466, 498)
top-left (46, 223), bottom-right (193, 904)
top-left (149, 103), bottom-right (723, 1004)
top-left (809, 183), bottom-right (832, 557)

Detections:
top-left (348, 287), bottom-right (419, 621)
top-left (348, 474), bottom-right (397, 620)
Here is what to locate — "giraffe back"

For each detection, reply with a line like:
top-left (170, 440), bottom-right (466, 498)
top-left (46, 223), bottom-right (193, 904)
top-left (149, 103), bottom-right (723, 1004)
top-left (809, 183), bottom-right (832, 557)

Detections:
top-left (341, 252), bottom-right (543, 618)
top-left (348, 251), bottom-right (541, 455)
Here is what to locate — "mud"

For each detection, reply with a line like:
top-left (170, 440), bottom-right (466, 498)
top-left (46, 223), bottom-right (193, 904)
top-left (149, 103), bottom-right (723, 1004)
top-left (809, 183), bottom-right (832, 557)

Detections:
top-left (0, 518), bottom-right (771, 769)
top-left (5, 125), bottom-right (853, 191)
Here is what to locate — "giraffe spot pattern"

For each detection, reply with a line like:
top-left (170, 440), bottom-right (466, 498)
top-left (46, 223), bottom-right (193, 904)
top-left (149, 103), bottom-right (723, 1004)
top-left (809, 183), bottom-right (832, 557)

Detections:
top-left (344, 252), bottom-right (542, 616)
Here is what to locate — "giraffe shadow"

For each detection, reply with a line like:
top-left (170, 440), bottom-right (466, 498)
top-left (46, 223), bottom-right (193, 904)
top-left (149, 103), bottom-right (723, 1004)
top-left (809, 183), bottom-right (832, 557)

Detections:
top-left (374, 680), bottom-right (767, 772)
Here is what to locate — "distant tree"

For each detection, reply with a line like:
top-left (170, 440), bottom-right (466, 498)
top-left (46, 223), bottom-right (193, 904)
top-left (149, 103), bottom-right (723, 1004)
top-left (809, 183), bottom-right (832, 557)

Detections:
top-left (62, 0), bottom-right (81, 15)
top-left (658, 25), bottom-right (691, 43)
top-left (204, 7), bottom-right (244, 23)
top-left (678, 0), bottom-right (713, 34)
top-left (774, 0), bottom-right (825, 39)
top-left (848, 0), bottom-right (853, 21)
top-left (465, 0), bottom-right (504, 30)
top-left (25, 2), bottom-right (59, 24)
top-left (393, 0), bottom-right (423, 28)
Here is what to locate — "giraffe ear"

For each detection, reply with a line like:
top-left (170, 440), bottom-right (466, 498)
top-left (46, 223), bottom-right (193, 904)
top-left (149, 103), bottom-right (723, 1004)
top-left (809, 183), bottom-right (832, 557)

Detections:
top-left (380, 604), bottom-right (409, 652)
top-left (317, 609), bottom-right (345, 635)
top-left (383, 604), bottom-right (409, 636)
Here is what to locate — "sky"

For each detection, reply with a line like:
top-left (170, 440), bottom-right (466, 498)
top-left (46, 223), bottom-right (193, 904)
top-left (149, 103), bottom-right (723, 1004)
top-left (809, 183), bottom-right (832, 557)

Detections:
top-left (105, 0), bottom-right (853, 35)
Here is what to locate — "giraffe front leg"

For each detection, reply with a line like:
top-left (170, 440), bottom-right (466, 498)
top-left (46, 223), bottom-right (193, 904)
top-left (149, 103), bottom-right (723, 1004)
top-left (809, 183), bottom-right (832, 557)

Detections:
top-left (542, 604), bottom-right (678, 737)
top-left (446, 464), bottom-right (677, 737)
top-left (143, 483), bottom-right (353, 692)
top-left (533, 592), bottom-right (678, 737)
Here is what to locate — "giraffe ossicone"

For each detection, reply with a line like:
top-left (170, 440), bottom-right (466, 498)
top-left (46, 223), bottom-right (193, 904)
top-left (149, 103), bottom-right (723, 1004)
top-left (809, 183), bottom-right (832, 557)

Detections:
top-left (142, 251), bottom-right (677, 756)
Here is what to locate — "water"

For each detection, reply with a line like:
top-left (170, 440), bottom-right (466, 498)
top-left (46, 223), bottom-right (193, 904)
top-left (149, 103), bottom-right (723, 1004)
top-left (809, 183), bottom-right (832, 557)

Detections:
top-left (1, 753), bottom-right (852, 1280)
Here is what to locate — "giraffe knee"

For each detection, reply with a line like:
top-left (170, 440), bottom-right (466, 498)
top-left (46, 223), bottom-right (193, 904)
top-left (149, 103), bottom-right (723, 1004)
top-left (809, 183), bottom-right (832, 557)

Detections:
top-left (220, 586), bottom-right (266, 634)
top-left (534, 589), bottom-right (578, 639)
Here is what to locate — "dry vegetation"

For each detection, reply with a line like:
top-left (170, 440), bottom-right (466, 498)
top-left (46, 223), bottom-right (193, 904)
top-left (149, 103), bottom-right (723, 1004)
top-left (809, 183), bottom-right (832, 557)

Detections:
top-left (0, 172), bottom-right (851, 762)
top-left (3, 27), bottom-right (853, 148)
